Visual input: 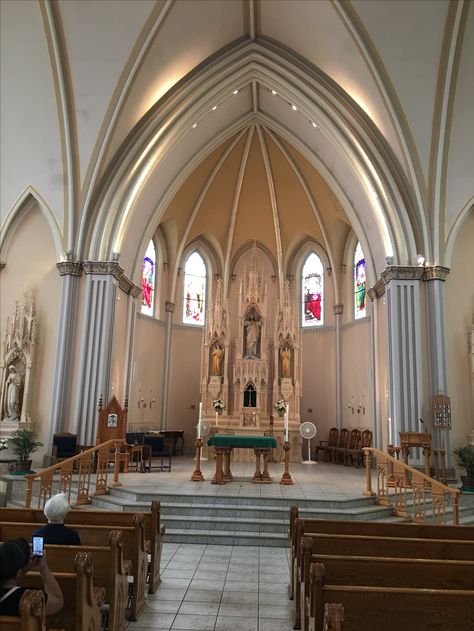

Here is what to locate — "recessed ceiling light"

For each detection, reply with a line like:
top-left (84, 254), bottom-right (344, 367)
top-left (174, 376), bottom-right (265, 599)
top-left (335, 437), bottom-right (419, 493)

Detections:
top-left (291, 104), bottom-right (297, 111)
top-left (212, 105), bottom-right (217, 111)
top-left (232, 89), bottom-right (239, 95)
top-left (311, 121), bottom-right (318, 128)
top-left (271, 90), bottom-right (277, 95)
top-left (192, 123), bottom-right (198, 128)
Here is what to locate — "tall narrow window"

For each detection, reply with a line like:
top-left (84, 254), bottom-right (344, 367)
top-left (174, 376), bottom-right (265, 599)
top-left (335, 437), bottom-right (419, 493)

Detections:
top-left (183, 252), bottom-right (206, 325)
top-left (302, 253), bottom-right (324, 327)
top-left (141, 240), bottom-right (156, 316)
top-left (354, 242), bottom-right (366, 319)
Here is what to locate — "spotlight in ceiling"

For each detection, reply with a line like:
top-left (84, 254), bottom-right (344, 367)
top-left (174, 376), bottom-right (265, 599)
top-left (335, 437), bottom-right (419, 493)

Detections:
top-left (291, 104), bottom-right (297, 111)
top-left (232, 89), bottom-right (239, 95)
top-left (192, 123), bottom-right (198, 128)
top-left (211, 105), bottom-right (217, 111)
top-left (416, 254), bottom-right (425, 267)
top-left (271, 89), bottom-right (277, 95)
top-left (311, 121), bottom-right (318, 128)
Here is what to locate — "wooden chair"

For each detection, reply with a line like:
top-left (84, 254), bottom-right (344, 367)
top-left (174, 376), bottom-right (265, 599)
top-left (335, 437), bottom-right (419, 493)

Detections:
top-left (331, 428), bottom-right (349, 463)
top-left (314, 428), bottom-right (338, 462)
top-left (342, 429), bottom-right (361, 466)
top-left (345, 429), bottom-right (372, 467)
top-left (96, 395), bottom-right (130, 471)
top-left (125, 432), bottom-right (145, 472)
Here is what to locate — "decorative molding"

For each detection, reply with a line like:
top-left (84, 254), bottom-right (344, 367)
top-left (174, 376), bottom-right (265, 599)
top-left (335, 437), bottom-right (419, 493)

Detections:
top-left (119, 274), bottom-right (141, 297)
top-left (341, 316), bottom-right (371, 330)
top-left (0, 262), bottom-right (6, 271)
top-left (422, 266), bottom-right (450, 282)
top-left (82, 260), bottom-right (123, 281)
top-left (333, 304), bottom-right (344, 315)
top-left (165, 301), bottom-right (175, 313)
top-left (137, 313), bottom-right (166, 327)
top-left (381, 266), bottom-right (424, 283)
top-left (301, 324), bottom-right (336, 334)
top-left (340, 264), bottom-right (346, 274)
top-left (368, 278), bottom-right (385, 300)
top-left (56, 261), bottom-right (82, 277)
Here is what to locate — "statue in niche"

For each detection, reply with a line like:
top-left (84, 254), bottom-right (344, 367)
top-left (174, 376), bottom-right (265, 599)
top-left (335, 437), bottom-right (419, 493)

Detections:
top-left (2, 365), bottom-right (22, 421)
top-left (244, 314), bottom-right (261, 357)
top-left (280, 347), bottom-right (291, 378)
top-left (211, 344), bottom-right (223, 375)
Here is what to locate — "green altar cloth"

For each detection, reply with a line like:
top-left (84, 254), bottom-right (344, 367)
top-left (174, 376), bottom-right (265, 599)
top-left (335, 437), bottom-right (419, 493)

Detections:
top-left (207, 434), bottom-right (277, 449)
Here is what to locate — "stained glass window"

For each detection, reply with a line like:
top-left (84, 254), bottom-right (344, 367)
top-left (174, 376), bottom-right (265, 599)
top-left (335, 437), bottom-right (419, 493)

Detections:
top-left (302, 253), bottom-right (324, 327)
top-left (354, 242), bottom-right (366, 319)
top-left (141, 240), bottom-right (156, 316)
top-left (183, 251), bottom-right (206, 325)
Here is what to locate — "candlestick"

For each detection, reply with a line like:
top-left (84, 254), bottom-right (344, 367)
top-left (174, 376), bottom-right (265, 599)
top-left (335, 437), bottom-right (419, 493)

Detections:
top-left (284, 406), bottom-right (289, 442)
top-left (198, 402), bottom-right (202, 438)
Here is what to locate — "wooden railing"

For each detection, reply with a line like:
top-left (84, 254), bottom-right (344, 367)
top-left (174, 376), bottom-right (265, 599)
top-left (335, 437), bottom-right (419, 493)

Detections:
top-left (25, 439), bottom-right (127, 508)
top-left (363, 447), bottom-right (460, 525)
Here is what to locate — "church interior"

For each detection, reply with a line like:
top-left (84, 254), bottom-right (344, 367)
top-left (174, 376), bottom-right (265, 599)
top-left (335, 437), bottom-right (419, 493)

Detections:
top-left (0, 1), bottom-right (474, 629)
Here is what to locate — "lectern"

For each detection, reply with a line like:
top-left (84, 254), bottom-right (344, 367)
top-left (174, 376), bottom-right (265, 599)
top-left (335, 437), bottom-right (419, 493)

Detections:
top-left (399, 431), bottom-right (431, 476)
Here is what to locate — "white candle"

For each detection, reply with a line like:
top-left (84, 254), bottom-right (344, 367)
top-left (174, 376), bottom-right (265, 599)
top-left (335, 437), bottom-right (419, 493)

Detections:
top-left (198, 402), bottom-right (202, 439)
top-left (388, 416), bottom-right (392, 446)
top-left (284, 406), bottom-right (289, 442)
top-left (215, 410), bottom-right (219, 427)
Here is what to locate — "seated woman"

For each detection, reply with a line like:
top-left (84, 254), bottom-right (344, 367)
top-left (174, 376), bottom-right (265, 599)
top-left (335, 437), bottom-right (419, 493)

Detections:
top-left (0, 538), bottom-right (63, 616)
top-left (32, 493), bottom-right (81, 545)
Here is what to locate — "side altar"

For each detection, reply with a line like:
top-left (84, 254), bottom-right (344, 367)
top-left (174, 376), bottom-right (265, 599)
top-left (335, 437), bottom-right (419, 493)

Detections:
top-left (200, 245), bottom-right (302, 462)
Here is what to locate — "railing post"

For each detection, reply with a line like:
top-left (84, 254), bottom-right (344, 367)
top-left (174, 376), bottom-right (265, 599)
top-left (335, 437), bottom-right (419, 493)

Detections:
top-left (453, 493), bottom-right (460, 525)
top-left (363, 448), bottom-right (376, 497)
top-left (112, 440), bottom-right (123, 487)
top-left (25, 476), bottom-right (33, 508)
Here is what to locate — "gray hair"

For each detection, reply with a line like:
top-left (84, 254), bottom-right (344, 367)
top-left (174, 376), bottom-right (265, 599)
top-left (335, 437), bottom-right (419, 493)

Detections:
top-left (43, 493), bottom-right (71, 523)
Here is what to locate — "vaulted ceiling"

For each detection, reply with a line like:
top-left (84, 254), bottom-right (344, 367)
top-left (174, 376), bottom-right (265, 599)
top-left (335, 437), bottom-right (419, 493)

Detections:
top-left (1, 0), bottom-right (472, 286)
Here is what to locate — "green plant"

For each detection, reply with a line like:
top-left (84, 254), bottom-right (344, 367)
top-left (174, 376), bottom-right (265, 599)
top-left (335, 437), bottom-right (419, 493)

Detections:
top-left (453, 445), bottom-right (474, 480)
top-left (10, 429), bottom-right (43, 462)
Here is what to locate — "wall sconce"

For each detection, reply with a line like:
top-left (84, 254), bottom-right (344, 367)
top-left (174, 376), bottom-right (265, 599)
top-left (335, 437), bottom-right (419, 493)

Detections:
top-left (416, 254), bottom-right (425, 267)
top-left (347, 396), bottom-right (355, 415)
top-left (138, 390), bottom-right (145, 408)
top-left (356, 395), bottom-right (366, 415)
top-left (149, 390), bottom-right (156, 408)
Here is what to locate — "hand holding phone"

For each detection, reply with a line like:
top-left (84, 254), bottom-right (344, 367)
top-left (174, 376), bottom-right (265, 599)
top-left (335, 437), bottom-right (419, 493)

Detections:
top-left (32, 535), bottom-right (44, 557)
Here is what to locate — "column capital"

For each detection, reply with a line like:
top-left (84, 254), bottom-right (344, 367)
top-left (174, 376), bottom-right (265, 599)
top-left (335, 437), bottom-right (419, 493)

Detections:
top-left (368, 278), bottom-right (385, 300)
top-left (82, 260), bottom-right (123, 280)
top-left (333, 304), bottom-right (344, 315)
top-left (422, 265), bottom-right (450, 281)
top-left (381, 266), bottom-right (425, 283)
top-left (119, 274), bottom-right (142, 298)
top-left (165, 301), bottom-right (175, 313)
top-left (56, 261), bottom-right (83, 277)
top-left (0, 261), bottom-right (5, 272)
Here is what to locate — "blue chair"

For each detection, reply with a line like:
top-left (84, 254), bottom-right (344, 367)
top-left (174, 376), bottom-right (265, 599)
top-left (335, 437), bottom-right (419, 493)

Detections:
top-left (51, 433), bottom-right (81, 463)
top-left (143, 435), bottom-right (172, 472)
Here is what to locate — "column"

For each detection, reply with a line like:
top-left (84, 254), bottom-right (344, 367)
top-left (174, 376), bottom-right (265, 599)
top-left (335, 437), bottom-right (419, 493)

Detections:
top-left (75, 261), bottom-right (121, 445)
top-left (382, 266), bottom-right (424, 444)
top-left (424, 266), bottom-right (451, 457)
top-left (117, 276), bottom-right (142, 401)
top-left (160, 300), bottom-right (175, 431)
top-left (333, 304), bottom-right (343, 429)
top-left (48, 261), bottom-right (82, 442)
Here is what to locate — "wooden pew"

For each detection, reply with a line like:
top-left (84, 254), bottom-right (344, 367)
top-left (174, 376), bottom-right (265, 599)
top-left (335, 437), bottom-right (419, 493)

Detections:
top-left (323, 603), bottom-right (343, 631)
top-left (20, 552), bottom-right (105, 631)
top-left (0, 501), bottom-right (164, 595)
top-left (288, 509), bottom-right (474, 602)
top-left (0, 590), bottom-right (46, 631)
top-left (44, 530), bottom-right (130, 631)
top-left (0, 519), bottom-right (147, 621)
top-left (306, 562), bottom-right (474, 631)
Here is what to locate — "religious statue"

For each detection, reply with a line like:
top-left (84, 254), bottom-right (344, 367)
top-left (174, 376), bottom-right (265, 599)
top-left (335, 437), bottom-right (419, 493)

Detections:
top-left (280, 347), bottom-right (291, 378)
top-left (211, 344), bottom-right (223, 375)
top-left (3, 365), bottom-right (22, 421)
top-left (244, 316), bottom-right (261, 357)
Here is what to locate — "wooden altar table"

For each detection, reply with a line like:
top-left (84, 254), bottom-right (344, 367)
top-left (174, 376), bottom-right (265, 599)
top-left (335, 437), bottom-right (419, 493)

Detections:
top-left (207, 434), bottom-right (277, 484)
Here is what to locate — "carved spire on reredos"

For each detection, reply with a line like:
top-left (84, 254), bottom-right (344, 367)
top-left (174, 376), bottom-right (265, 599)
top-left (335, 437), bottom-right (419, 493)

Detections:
top-left (242, 241), bottom-right (265, 306)
top-left (206, 278), bottom-right (228, 344)
top-left (277, 279), bottom-right (296, 348)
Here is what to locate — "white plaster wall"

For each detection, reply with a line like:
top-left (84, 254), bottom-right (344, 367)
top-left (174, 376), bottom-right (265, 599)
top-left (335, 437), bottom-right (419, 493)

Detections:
top-left (445, 211), bottom-right (474, 447)
top-left (341, 319), bottom-right (372, 430)
top-left (0, 1), bottom-right (64, 224)
top-left (0, 204), bottom-right (60, 463)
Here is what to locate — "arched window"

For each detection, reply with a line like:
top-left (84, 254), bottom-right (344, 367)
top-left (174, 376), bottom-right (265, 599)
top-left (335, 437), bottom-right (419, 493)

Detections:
top-left (302, 253), bottom-right (324, 327)
top-left (183, 251), bottom-right (206, 325)
top-left (354, 242), bottom-right (366, 319)
top-left (141, 240), bottom-right (156, 316)
top-left (244, 383), bottom-right (257, 407)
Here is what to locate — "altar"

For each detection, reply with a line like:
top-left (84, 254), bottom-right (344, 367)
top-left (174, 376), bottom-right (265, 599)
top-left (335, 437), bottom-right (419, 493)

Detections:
top-left (200, 245), bottom-right (302, 462)
top-left (207, 434), bottom-right (278, 484)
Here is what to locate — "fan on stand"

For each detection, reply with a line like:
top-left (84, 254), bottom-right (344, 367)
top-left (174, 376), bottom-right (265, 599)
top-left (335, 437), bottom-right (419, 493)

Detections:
top-left (300, 421), bottom-right (317, 464)
top-left (198, 419), bottom-right (211, 461)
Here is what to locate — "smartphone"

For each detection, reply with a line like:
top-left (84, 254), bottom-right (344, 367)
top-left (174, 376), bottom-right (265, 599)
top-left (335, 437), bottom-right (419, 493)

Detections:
top-left (32, 536), bottom-right (44, 557)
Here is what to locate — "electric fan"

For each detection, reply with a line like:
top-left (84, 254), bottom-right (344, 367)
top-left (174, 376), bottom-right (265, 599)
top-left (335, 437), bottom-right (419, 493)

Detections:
top-left (299, 421), bottom-right (317, 463)
top-left (198, 419), bottom-right (211, 461)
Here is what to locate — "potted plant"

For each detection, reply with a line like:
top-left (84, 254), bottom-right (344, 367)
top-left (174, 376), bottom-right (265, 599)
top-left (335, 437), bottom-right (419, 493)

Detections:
top-left (212, 399), bottom-right (225, 415)
top-left (453, 445), bottom-right (474, 492)
top-left (10, 428), bottom-right (43, 474)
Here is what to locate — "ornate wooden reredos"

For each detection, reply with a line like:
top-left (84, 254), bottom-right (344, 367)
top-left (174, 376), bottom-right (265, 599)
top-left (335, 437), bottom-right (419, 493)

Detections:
top-left (96, 395), bottom-right (128, 444)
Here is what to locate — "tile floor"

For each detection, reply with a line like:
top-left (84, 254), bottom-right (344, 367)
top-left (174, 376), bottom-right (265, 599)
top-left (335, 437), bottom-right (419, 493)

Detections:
top-left (128, 543), bottom-right (293, 631)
